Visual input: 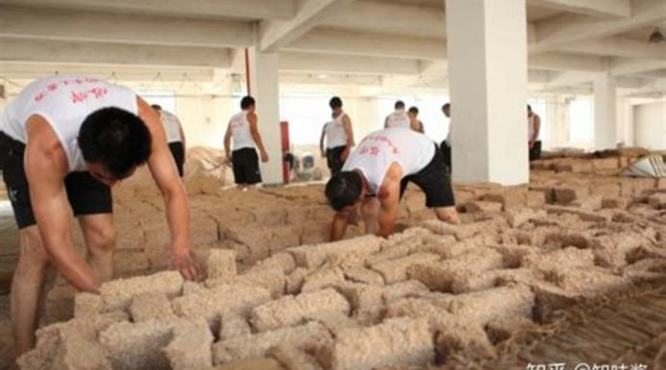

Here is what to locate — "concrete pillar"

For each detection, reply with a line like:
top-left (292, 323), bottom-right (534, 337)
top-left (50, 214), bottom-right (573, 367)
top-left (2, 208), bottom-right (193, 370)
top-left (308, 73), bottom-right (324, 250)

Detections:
top-left (593, 74), bottom-right (618, 149)
top-left (616, 97), bottom-right (634, 147)
top-left (248, 47), bottom-right (283, 185)
top-left (445, 0), bottom-right (529, 185)
top-left (616, 96), bottom-right (625, 147)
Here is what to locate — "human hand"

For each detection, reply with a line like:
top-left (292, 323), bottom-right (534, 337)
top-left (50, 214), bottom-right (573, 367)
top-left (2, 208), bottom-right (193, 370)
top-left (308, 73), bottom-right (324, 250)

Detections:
top-left (170, 246), bottom-right (202, 281)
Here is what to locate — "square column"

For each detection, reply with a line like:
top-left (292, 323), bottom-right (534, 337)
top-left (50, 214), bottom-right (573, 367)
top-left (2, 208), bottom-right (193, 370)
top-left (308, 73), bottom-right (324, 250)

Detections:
top-left (445, 0), bottom-right (529, 185)
top-left (594, 74), bottom-right (618, 149)
top-left (248, 47), bottom-right (283, 185)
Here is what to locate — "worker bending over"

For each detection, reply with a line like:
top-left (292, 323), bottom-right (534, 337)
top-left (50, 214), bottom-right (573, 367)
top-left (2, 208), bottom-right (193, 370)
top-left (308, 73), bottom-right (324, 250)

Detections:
top-left (0, 75), bottom-right (201, 356)
top-left (325, 128), bottom-right (460, 241)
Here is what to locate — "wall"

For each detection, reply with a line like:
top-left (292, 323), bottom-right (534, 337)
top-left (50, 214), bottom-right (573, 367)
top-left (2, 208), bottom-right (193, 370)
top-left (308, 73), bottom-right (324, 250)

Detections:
top-left (174, 95), bottom-right (235, 150)
top-left (633, 100), bottom-right (666, 150)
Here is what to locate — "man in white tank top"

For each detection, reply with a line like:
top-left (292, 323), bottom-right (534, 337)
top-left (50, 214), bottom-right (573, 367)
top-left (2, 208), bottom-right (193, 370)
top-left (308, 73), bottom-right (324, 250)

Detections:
top-left (319, 96), bottom-right (354, 176)
top-left (527, 104), bottom-right (542, 161)
top-left (0, 76), bottom-right (201, 356)
top-left (384, 100), bottom-right (412, 130)
top-left (152, 104), bottom-right (186, 177)
top-left (224, 96), bottom-right (269, 189)
top-left (325, 128), bottom-right (459, 241)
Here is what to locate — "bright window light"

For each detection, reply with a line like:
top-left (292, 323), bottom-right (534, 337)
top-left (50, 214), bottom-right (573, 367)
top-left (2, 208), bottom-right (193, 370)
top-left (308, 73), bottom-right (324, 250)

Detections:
top-left (280, 92), bottom-right (334, 146)
top-left (568, 97), bottom-right (594, 145)
top-left (137, 90), bottom-right (177, 113)
top-left (376, 94), bottom-right (450, 143)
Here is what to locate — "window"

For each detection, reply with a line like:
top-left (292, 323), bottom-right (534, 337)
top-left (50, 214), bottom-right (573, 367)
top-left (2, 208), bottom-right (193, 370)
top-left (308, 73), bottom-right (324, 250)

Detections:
top-left (376, 95), bottom-right (449, 143)
top-left (280, 92), bottom-right (334, 146)
top-left (568, 97), bottom-right (594, 145)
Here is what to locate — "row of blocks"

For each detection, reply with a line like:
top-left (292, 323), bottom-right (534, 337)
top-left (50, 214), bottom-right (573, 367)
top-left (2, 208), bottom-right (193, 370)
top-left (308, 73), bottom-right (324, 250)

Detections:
top-left (20, 191), bottom-right (665, 370)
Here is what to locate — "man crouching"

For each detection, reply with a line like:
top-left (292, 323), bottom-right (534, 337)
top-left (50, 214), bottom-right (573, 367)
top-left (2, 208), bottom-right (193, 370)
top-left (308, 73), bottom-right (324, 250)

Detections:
top-left (325, 128), bottom-right (459, 241)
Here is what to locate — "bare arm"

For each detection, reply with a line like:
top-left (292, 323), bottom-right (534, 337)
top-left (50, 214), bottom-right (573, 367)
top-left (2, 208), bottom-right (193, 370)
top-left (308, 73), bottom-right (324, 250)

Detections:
top-left (341, 114), bottom-right (354, 161)
top-left (224, 121), bottom-right (233, 160)
top-left (248, 112), bottom-right (269, 162)
top-left (320, 124), bottom-right (327, 158)
top-left (330, 212), bottom-right (349, 242)
top-left (376, 166), bottom-right (401, 238)
top-left (25, 116), bottom-right (99, 292)
top-left (137, 98), bottom-right (200, 281)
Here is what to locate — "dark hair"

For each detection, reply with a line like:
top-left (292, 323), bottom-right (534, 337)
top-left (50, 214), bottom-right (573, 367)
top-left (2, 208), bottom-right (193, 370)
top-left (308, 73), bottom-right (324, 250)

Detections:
top-left (329, 96), bottom-right (343, 109)
top-left (241, 96), bottom-right (255, 110)
top-left (79, 107), bottom-right (152, 179)
top-left (408, 106), bottom-right (419, 114)
top-left (151, 104), bottom-right (162, 111)
top-left (395, 100), bottom-right (405, 110)
top-left (325, 171), bottom-right (363, 211)
top-left (442, 103), bottom-right (450, 111)
top-left (527, 104), bottom-right (532, 112)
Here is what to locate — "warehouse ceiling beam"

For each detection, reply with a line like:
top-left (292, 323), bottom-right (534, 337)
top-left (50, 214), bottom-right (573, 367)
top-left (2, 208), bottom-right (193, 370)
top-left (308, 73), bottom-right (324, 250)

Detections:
top-left (259, 0), bottom-right (356, 52)
top-left (0, 5), bottom-right (252, 48)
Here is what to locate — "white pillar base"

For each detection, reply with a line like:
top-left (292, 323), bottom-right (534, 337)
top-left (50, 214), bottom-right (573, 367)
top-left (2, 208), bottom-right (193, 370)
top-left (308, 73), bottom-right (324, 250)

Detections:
top-left (446, 0), bottom-right (529, 185)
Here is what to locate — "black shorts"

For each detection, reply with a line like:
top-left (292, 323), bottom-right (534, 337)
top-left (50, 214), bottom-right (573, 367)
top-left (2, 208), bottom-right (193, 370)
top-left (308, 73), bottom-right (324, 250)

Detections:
top-left (0, 132), bottom-right (112, 229)
top-left (529, 141), bottom-right (542, 162)
top-left (440, 141), bottom-right (452, 173)
top-left (326, 146), bottom-right (346, 176)
top-left (400, 144), bottom-right (455, 208)
top-left (168, 142), bottom-right (185, 177)
top-left (232, 147), bottom-right (262, 185)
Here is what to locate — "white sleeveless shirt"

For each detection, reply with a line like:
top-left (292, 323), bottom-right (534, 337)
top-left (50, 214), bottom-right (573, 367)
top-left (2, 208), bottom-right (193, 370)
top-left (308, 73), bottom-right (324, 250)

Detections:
top-left (324, 112), bottom-right (348, 149)
top-left (0, 75), bottom-right (137, 173)
top-left (159, 110), bottom-right (183, 143)
top-left (385, 110), bottom-right (411, 129)
top-left (527, 114), bottom-right (538, 140)
top-left (342, 128), bottom-right (436, 194)
top-left (228, 110), bottom-right (255, 150)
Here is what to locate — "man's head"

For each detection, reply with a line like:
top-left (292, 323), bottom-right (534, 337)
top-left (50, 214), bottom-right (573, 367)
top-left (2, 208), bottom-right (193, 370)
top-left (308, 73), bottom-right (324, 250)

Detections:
top-left (325, 171), bottom-right (364, 212)
top-left (329, 96), bottom-right (343, 113)
top-left (394, 100), bottom-right (405, 111)
top-left (408, 106), bottom-right (419, 120)
top-left (442, 103), bottom-right (450, 118)
top-left (241, 96), bottom-right (256, 112)
top-left (151, 104), bottom-right (162, 112)
top-left (79, 107), bottom-right (152, 185)
top-left (527, 104), bottom-right (533, 117)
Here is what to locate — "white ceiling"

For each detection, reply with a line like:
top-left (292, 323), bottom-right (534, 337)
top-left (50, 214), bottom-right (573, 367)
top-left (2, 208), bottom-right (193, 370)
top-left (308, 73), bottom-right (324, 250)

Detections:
top-left (0, 0), bottom-right (664, 95)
